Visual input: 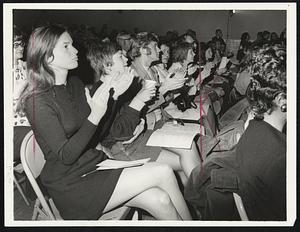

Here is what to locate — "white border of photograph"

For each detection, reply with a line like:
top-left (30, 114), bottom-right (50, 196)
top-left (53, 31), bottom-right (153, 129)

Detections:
top-left (3, 2), bottom-right (297, 227)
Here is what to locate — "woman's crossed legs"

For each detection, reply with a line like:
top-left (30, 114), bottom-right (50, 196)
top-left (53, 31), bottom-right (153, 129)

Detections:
top-left (103, 162), bottom-right (192, 220)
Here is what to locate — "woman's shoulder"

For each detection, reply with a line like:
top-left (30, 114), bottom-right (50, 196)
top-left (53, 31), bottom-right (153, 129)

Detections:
top-left (25, 86), bottom-right (64, 109)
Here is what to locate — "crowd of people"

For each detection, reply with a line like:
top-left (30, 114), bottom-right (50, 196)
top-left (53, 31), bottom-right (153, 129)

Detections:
top-left (12, 22), bottom-right (287, 221)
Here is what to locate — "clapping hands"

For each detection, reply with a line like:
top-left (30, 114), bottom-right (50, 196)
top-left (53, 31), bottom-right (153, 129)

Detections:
top-left (135, 80), bottom-right (157, 103)
top-left (110, 67), bottom-right (135, 100)
top-left (160, 69), bottom-right (187, 94)
top-left (85, 80), bottom-right (112, 125)
top-left (187, 63), bottom-right (200, 76)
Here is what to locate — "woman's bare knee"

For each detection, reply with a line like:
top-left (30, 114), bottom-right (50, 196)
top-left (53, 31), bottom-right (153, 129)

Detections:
top-left (126, 187), bottom-right (180, 220)
top-left (146, 163), bottom-right (177, 185)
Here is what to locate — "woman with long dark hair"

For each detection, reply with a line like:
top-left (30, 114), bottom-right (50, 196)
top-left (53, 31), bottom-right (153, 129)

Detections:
top-left (17, 24), bottom-right (192, 220)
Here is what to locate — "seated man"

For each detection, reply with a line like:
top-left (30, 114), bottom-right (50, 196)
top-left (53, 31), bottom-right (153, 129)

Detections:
top-left (116, 31), bottom-right (133, 64)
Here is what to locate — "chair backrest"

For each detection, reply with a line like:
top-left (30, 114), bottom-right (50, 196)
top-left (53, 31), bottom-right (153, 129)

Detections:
top-left (20, 130), bottom-right (56, 220)
top-left (233, 192), bottom-right (249, 221)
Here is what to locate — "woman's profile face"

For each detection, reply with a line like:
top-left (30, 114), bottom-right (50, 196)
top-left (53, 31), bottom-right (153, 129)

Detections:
top-left (13, 39), bottom-right (25, 63)
top-left (110, 50), bottom-right (128, 74)
top-left (186, 48), bottom-right (195, 64)
top-left (160, 44), bottom-right (170, 64)
top-left (49, 32), bottom-right (78, 71)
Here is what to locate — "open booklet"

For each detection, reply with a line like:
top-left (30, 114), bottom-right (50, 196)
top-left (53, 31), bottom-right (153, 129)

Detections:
top-left (146, 122), bottom-right (205, 149)
top-left (81, 158), bottom-right (151, 177)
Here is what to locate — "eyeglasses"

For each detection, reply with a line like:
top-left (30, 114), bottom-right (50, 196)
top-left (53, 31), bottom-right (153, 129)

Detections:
top-left (13, 41), bottom-right (25, 49)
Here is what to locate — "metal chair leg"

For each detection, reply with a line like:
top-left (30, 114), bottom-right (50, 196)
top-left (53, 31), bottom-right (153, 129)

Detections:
top-left (13, 173), bottom-right (30, 206)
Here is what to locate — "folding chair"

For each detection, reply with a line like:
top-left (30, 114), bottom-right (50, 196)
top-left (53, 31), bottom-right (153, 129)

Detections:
top-left (20, 130), bottom-right (138, 220)
top-left (233, 192), bottom-right (249, 221)
top-left (13, 162), bottom-right (30, 206)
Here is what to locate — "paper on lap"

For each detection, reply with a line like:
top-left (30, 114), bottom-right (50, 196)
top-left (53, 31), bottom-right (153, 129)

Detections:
top-left (146, 122), bottom-right (205, 149)
top-left (96, 158), bottom-right (151, 170)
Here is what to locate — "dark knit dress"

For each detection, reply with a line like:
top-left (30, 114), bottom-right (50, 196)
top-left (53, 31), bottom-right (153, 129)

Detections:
top-left (25, 76), bottom-right (123, 220)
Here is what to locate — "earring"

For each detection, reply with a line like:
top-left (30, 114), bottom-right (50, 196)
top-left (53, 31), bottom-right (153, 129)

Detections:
top-left (281, 104), bottom-right (287, 112)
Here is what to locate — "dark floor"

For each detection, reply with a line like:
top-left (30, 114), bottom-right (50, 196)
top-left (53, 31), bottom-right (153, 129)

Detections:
top-left (14, 184), bottom-right (35, 220)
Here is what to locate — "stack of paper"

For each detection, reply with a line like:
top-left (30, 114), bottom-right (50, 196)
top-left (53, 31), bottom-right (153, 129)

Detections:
top-left (96, 158), bottom-right (151, 170)
top-left (146, 122), bottom-right (205, 149)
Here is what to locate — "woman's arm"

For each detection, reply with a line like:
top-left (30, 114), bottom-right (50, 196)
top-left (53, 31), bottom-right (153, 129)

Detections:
top-left (109, 102), bottom-right (142, 140)
top-left (25, 96), bottom-right (98, 165)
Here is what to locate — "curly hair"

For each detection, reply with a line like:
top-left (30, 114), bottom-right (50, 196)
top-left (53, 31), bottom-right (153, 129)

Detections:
top-left (129, 32), bottom-right (159, 58)
top-left (246, 45), bottom-right (286, 119)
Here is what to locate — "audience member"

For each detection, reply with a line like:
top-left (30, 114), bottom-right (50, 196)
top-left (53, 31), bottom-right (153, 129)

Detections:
top-left (116, 31), bottom-right (133, 62)
top-left (212, 29), bottom-right (226, 47)
top-left (13, 25), bottom-right (31, 162)
top-left (18, 24), bottom-right (192, 220)
top-left (185, 45), bottom-right (286, 221)
top-left (236, 32), bottom-right (251, 63)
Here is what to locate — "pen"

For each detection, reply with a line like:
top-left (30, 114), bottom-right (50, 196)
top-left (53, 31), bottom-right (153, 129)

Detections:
top-left (81, 169), bottom-right (98, 178)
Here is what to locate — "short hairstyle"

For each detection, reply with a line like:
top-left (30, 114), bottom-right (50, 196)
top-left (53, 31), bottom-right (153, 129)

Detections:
top-left (129, 32), bottom-right (159, 58)
top-left (246, 45), bottom-right (286, 119)
top-left (86, 40), bottom-right (120, 75)
top-left (172, 42), bottom-right (194, 63)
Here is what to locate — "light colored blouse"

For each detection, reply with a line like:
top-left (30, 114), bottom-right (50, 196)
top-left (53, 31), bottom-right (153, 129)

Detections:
top-left (13, 60), bottom-right (30, 127)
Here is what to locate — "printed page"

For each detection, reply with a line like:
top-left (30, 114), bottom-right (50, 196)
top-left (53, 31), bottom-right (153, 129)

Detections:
top-left (146, 122), bottom-right (204, 149)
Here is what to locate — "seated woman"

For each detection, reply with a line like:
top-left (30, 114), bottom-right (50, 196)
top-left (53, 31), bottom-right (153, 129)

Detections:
top-left (168, 42), bottom-right (199, 97)
top-left (13, 25), bottom-right (31, 162)
top-left (152, 41), bottom-right (171, 83)
top-left (86, 40), bottom-right (201, 187)
top-left (227, 48), bottom-right (253, 108)
top-left (17, 24), bottom-right (192, 220)
top-left (185, 45), bottom-right (287, 220)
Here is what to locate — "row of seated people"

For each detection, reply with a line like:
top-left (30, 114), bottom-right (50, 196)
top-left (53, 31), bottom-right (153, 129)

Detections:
top-left (13, 23), bottom-right (286, 221)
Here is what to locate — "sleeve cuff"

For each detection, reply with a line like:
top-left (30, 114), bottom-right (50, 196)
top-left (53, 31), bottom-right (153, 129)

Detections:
top-left (129, 97), bottom-right (146, 111)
